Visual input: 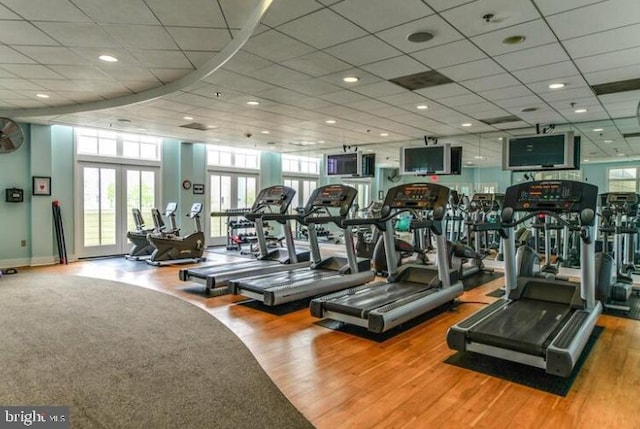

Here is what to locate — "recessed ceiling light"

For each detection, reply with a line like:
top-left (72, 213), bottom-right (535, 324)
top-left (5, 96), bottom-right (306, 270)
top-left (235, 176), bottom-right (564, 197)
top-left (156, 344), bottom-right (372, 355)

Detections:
top-left (604, 140), bottom-right (613, 143)
top-left (502, 35), bottom-right (526, 45)
top-left (211, 138), bottom-right (221, 142)
top-left (407, 31), bottom-right (434, 43)
top-left (474, 155), bottom-right (484, 159)
top-left (462, 123), bottom-right (472, 127)
top-left (99, 54), bottom-right (118, 62)
top-left (246, 101), bottom-right (260, 105)
top-left (325, 119), bottom-right (336, 124)
top-left (466, 161), bottom-right (474, 165)
top-left (548, 83), bottom-right (565, 89)
top-left (183, 116), bottom-right (194, 120)
top-left (318, 140), bottom-right (325, 144)
top-left (618, 153), bottom-right (626, 156)
top-left (343, 76), bottom-right (359, 83)
top-left (574, 108), bottom-right (588, 113)
top-left (592, 128), bottom-right (604, 132)
top-left (36, 93), bottom-right (49, 98)
top-left (380, 133), bottom-right (389, 137)
top-left (583, 159), bottom-right (589, 162)
top-left (416, 104), bottom-right (428, 110)
top-left (261, 130), bottom-right (270, 134)
top-left (206, 125), bottom-right (217, 129)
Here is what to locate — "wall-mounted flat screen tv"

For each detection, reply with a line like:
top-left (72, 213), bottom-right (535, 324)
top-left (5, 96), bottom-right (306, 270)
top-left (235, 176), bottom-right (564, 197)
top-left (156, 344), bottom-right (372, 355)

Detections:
top-left (400, 143), bottom-right (452, 175)
top-left (503, 132), bottom-right (579, 171)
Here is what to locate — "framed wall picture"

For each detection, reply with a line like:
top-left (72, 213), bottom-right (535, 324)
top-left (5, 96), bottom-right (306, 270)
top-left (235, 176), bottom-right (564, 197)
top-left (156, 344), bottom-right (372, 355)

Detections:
top-left (32, 176), bottom-right (51, 196)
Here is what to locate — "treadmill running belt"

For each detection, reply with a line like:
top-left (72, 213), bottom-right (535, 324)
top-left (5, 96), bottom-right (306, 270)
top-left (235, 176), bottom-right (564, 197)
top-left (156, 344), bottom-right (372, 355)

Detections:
top-left (189, 260), bottom-right (274, 279)
top-left (236, 270), bottom-right (329, 293)
top-left (468, 299), bottom-right (571, 356)
top-left (323, 282), bottom-right (432, 318)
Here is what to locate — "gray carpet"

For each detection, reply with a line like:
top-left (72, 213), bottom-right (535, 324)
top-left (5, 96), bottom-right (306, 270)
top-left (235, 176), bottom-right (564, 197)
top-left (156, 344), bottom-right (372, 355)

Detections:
top-left (0, 273), bottom-right (314, 429)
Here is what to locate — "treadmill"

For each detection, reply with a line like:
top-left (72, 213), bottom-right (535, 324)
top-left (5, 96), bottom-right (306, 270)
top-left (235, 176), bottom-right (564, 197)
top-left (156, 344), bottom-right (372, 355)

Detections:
top-left (447, 180), bottom-right (603, 377)
top-left (178, 185), bottom-right (310, 296)
top-left (310, 183), bottom-right (464, 333)
top-left (228, 184), bottom-right (374, 306)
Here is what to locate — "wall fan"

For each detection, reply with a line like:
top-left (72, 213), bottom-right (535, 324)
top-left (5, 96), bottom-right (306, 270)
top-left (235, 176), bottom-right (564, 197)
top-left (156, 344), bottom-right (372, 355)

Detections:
top-left (0, 118), bottom-right (24, 154)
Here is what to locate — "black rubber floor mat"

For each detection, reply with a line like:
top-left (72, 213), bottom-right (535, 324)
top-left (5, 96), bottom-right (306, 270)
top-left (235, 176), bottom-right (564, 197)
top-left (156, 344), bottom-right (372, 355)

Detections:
top-left (444, 326), bottom-right (603, 396)
top-left (463, 271), bottom-right (503, 291)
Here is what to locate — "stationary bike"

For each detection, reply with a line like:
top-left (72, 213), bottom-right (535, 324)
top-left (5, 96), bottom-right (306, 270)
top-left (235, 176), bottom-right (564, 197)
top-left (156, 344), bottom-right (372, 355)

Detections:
top-left (147, 203), bottom-right (206, 266)
top-left (124, 208), bottom-right (157, 261)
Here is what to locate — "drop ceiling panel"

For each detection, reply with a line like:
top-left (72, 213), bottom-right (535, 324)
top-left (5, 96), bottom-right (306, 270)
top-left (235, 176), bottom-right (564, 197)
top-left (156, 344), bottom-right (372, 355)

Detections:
top-left (325, 36), bottom-right (403, 66)
top-left (512, 61), bottom-right (580, 83)
top-left (330, 0), bottom-right (434, 33)
top-left (145, 0), bottom-right (227, 27)
top-left (243, 30), bottom-right (316, 63)
top-left (261, 0), bottom-right (322, 27)
top-left (204, 69), bottom-right (275, 93)
top-left (526, 75), bottom-right (589, 95)
top-left (218, 0), bottom-right (260, 28)
top-left (375, 14), bottom-right (464, 54)
top-left (319, 90), bottom-right (369, 105)
top-left (562, 23), bottom-right (640, 58)
top-left (129, 50), bottom-right (193, 69)
top-left (361, 55), bottom-right (428, 80)
top-left (440, 58), bottom-right (504, 81)
top-left (532, 0), bottom-right (605, 16)
top-left (102, 25), bottom-right (178, 50)
top-left (584, 65), bottom-right (640, 86)
top-left (71, 0), bottom-right (160, 25)
top-left (277, 8), bottom-right (367, 49)
top-left (471, 20), bottom-right (557, 56)
top-left (574, 46), bottom-right (640, 74)
top-left (546, 0), bottom-right (640, 40)
top-left (439, 93), bottom-right (487, 107)
top-left (285, 78), bottom-right (342, 96)
top-left (0, 46), bottom-right (37, 64)
top-left (1, 0), bottom-right (90, 21)
top-left (410, 39), bottom-right (487, 69)
top-left (281, 51), bottom-right (351, 77)
top-left (0, 64), bottom-right (63, 79)
top-left (167, 28), bottom-right (231, 51)
top-left (0, 3), bottom-right (20, 19)
top-left (34, 22), bottom-right (118, 47)
top-left (441, 0), bottom-right (541, 37)
top-left (246, 63), bottom-right (310, 87)
top-left (493, 43), bottom-right (569, 71)
top-left (478, 85), bottom-right (535, 101)
top-left (0, 21), bottom-right (60, 45)
top-left (222, 51), bottom-right (273, 74)
top-left (414, 83), bottom-right (469, 99)
top-left (350, 81), bottom-right (407, 98)
top-left (423, 0), bottom-right (475, 12)
top-left (461, 73), bottom-right (520, 92)
top-left (319, 68), bottom-right (382, 87)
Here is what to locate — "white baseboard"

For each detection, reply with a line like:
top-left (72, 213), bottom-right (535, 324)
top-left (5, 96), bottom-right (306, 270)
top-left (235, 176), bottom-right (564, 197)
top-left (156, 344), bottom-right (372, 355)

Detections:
top-left (0, 255), bottom-right (78, 268)
top-left (0, 257), bottom-right (30, 268)
top-left (30, 256), bottom-right (58, 266)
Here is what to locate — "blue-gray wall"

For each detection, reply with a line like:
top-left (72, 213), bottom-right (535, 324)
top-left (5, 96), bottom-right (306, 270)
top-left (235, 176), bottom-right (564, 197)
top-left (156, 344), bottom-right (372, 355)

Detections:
top-left (0, 122), bottom-right (632, 267)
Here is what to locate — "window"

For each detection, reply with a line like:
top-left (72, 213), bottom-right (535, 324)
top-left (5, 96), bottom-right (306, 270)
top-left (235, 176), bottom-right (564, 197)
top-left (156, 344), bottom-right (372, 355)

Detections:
top-left (534, 170), bottom-right (582, 181)
top-left (75, 128), bottom-right (162, 161)
top-left (284, 178), bottom-right (317, 212)
top-left (207, 145), bottom-right (259, 169)
top-left (282, 154), bottom-right (320, 175)
top-left (608, 168), bottom-right (638, 192)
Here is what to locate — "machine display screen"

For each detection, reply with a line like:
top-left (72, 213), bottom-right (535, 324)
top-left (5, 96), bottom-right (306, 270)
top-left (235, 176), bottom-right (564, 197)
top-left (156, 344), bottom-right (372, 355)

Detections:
top-left (313, 185), bottom-right (348, 206)
top-left (387, 184), bottom-right (446, 209)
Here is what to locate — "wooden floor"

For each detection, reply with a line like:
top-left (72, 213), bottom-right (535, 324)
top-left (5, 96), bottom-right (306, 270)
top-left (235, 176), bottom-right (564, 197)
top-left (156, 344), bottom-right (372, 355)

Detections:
top-left (29, 253), bottom-right (640, 429)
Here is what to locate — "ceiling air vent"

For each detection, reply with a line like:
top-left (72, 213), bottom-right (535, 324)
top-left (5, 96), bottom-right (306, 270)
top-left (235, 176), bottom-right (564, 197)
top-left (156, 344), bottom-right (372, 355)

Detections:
top-left (591, 78), bottom-right (640, 95)
top-left (622, 132), bottom-right (640, 139)
top-left (479, 115), bottom-right (522, 125)
top-left (389, 70), bottom-right (453, 91)
top-left (179, 122), bottom-right (209, 131)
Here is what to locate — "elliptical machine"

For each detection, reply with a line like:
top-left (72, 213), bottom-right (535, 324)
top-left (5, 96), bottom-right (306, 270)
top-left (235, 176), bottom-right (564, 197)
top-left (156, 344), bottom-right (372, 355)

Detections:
top-left (595, 193), bottom-right (635, 310)
top-left (147, 203), bottom-right (206, 266)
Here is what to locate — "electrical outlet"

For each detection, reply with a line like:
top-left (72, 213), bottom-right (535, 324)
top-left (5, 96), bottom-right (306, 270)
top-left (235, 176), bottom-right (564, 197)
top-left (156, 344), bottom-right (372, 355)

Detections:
top-left (20, 240), bottom-right (26, 247)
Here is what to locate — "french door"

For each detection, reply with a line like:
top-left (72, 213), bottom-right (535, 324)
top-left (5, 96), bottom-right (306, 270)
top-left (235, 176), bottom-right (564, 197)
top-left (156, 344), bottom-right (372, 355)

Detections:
top-left (77, 163), bottom-right (159, 257)
top-left (208, 172), bottom-right (258, 246)
top-left (283, 177), bottom-right (317, 213)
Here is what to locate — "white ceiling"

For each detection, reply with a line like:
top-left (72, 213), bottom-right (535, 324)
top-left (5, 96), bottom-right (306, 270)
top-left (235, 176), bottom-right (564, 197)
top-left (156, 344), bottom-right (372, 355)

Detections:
top-left (0, 0), bottom-right (639, 167)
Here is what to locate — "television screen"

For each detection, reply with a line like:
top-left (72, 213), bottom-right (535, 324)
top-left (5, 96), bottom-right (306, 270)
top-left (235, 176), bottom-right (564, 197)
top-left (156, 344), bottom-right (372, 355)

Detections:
top-left (400, 144), bottom-right (451, 175)
top-left (503, 132), bottom-right (576, 171)
top-left (326, 153), bottom-right (359, 176)
top-left (449, 146), bottom-right (462, 175)
top-left (361, 153), bottom-right (375, 177)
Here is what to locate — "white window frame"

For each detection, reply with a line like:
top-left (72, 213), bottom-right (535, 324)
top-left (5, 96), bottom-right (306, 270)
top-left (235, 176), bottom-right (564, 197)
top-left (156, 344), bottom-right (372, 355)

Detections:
top-left (74, 127), bottom-right (162, 165)
top-left (282, 154), bottom-right (320, 176)
top-left (607, 167), bottom-right (639, 192)
top-left (206, 145), bottom-right (261, 170)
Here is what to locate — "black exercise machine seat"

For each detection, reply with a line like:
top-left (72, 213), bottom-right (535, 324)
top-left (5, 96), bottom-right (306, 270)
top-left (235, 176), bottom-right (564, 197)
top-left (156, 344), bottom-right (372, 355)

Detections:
top-left (447, 180), bottom-right (603, 377)
top-left (310, 182), bottom-right (464, 334)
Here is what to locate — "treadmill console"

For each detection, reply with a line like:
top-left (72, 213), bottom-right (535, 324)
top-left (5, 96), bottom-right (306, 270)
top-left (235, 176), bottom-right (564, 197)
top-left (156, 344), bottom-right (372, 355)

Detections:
top-left (383, 183), bottom-right (450, 213)
top-left (251, 185), bottom-right (296, 214)
top-left (165, 202), bottom-right (177, 215)
top-left (190, 203), bottom-right (202, 214)
top-left (304, 184), bottom-right (357, 217)
top-left (504, 180), bottom-right (598, 213)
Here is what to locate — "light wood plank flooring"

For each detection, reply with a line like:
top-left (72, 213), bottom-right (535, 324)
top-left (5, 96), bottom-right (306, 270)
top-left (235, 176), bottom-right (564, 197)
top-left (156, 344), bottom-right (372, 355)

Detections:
top-left (26, 253), bottom-right (640, 429)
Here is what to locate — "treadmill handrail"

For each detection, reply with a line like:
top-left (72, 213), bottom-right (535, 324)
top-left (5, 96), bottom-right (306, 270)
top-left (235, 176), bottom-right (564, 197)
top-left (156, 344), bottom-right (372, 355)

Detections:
top-left (503, 211), bottom-right (583, 229)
